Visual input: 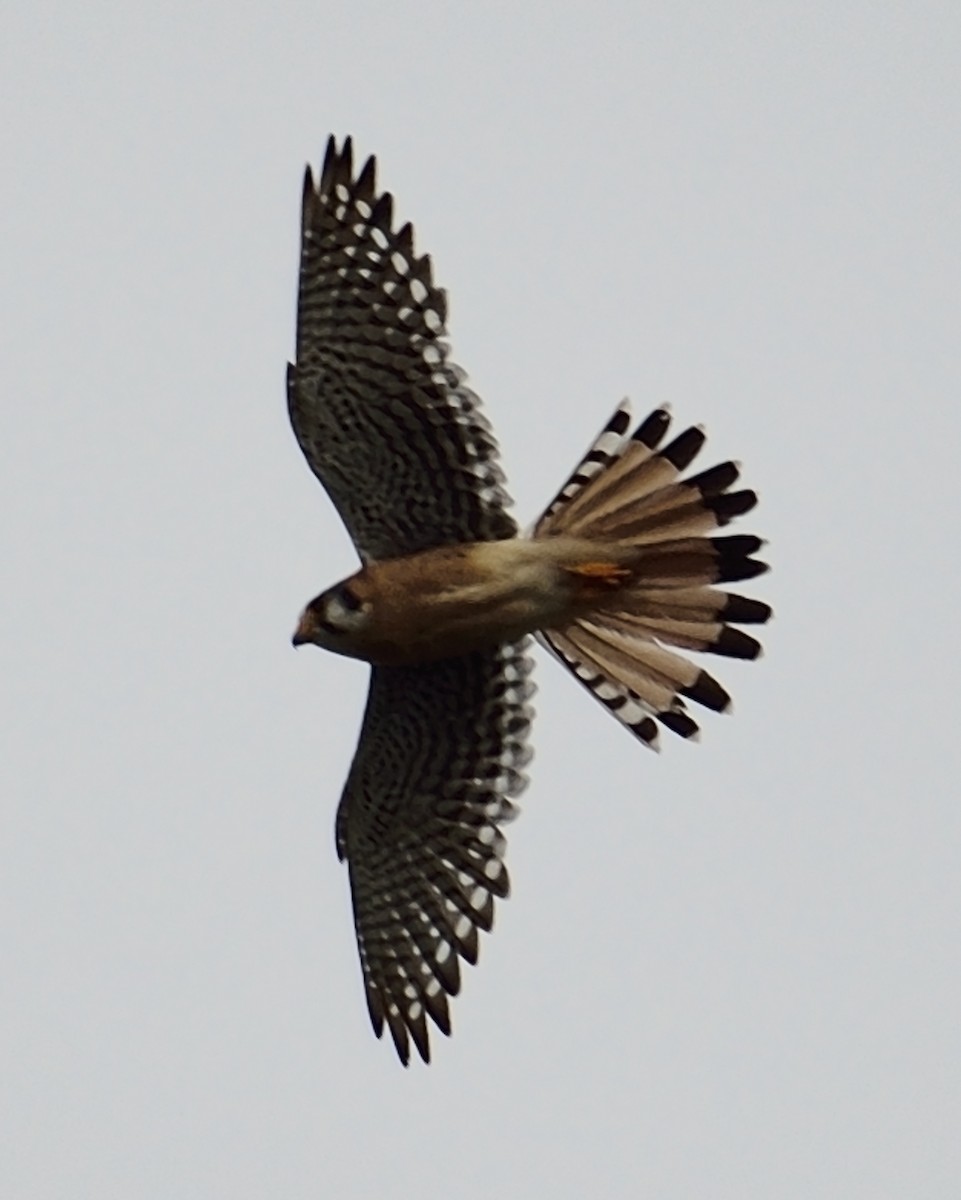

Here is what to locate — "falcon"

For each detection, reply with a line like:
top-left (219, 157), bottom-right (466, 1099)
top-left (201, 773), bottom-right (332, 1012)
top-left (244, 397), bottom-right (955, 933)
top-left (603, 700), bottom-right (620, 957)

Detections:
top-left (288, 136), bottom-right (771, 1064)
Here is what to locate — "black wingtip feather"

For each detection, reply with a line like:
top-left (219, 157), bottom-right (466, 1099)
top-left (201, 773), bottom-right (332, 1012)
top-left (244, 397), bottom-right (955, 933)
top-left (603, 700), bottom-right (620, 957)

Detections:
top-left (321, 133), bottom-right (337, 177)
top-left (387, 1017), bottom-right (410, 1067)
top-left (410, 1021), bottom-right (431, 1065)
top-left (371, 190), bottom-right (393, 229)
top-left (356, 151), bottom-right (376, 191)
top-left (396, 221), bottom-right (414, 256)
top-left (429, 996), bottom-right (452, 1037)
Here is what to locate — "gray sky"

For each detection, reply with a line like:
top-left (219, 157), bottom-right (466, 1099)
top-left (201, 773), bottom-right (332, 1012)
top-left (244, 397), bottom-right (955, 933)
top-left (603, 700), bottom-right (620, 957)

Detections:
top-left (3, 2), bottom-right (960, 1196)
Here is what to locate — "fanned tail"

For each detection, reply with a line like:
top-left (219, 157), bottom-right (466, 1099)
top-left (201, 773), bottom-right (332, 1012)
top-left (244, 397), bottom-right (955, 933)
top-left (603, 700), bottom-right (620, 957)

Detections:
top-left (535, 403), bottom-right (771, 749)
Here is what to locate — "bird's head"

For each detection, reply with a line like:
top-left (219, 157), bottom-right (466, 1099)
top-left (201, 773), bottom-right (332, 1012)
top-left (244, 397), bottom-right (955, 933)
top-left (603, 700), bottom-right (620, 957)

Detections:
top-left (292, 579), bottom-right (373, 659)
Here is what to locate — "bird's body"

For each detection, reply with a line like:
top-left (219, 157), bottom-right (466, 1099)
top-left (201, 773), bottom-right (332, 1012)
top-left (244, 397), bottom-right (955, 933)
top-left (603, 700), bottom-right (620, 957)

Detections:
top-left (295, 537), bottom-right (659, 665)
top-left (287, 136), bottom-right (771, 1064)
top-left (295, 539), bottom-right (573, 665)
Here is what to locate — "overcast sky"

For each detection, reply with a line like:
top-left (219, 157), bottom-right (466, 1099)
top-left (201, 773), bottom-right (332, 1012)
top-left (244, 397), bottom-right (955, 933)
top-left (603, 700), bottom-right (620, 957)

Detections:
top-left (3, 3), bottom-right (960, 1197)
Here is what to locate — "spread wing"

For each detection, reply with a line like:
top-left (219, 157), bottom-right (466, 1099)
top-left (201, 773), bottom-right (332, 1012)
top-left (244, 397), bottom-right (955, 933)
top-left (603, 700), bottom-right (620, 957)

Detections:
top-left (334, 641), bottom-right (535, 1064)
top-left (288, 136), bottom-right (517, 562)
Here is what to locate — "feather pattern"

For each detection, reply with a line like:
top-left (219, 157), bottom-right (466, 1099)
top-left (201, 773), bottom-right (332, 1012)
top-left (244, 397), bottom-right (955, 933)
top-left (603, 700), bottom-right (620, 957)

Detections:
top-left (288, 136), bottom-right (516, 562)
top-left (335, 641), bottom-right (534, 1064)
top-left (535, 404), bottom-right (770, 746)
top-left (288, 140), bottom-right (771, 1067)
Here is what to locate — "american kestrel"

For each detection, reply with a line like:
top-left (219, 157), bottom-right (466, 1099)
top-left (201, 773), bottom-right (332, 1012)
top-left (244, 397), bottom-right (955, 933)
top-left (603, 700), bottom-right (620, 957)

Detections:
top-left (288, 137), bottom-right (771, 1065)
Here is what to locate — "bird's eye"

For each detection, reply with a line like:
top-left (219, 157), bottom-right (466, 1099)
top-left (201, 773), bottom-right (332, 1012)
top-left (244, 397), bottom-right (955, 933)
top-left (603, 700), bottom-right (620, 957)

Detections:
top-left (310, 584), bottom-right (366, 636)
top-left (339, 585), bottom-right (362, 612)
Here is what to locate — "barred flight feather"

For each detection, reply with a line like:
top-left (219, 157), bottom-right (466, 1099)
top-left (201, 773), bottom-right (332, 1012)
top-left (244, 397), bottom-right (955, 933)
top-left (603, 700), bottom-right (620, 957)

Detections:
top-left (338, 640), bottom-right (534, 1065)
top-left (289, 135), bottom-right (517, 562)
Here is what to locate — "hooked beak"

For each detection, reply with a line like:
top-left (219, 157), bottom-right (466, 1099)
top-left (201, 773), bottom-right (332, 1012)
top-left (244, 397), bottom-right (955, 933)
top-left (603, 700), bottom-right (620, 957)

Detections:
top-left (291, 613), bottom-right (312, 648)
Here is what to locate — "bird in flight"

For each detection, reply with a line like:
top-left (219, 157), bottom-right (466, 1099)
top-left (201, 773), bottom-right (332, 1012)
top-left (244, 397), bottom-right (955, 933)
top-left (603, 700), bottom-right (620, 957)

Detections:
top-left (288, 136), bottom-right (771, 1065)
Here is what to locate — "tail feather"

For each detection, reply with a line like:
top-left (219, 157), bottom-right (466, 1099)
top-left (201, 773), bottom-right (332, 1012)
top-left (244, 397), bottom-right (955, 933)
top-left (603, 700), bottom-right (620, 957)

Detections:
top-left (538, 627), bottom-right (664, 750)
top-left (535, 404), bottom-right (771, 746)
top-left (567, 621), bottom-right (698, 718)
top-left (616, 586), bottom-right (770, 625)
top-left (536, 402), bottom-right (635, 533)
top-left (597, 608), bottom-right (748, 659)
top-left (536, 403), bottom-right (672, 536)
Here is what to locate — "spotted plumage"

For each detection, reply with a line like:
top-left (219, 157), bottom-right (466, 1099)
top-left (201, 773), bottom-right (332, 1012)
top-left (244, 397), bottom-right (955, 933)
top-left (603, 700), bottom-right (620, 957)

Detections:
top-left (288, 137), bottom-right (515, 563)
top-left (288, 136), bottom-right (771, 1064)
